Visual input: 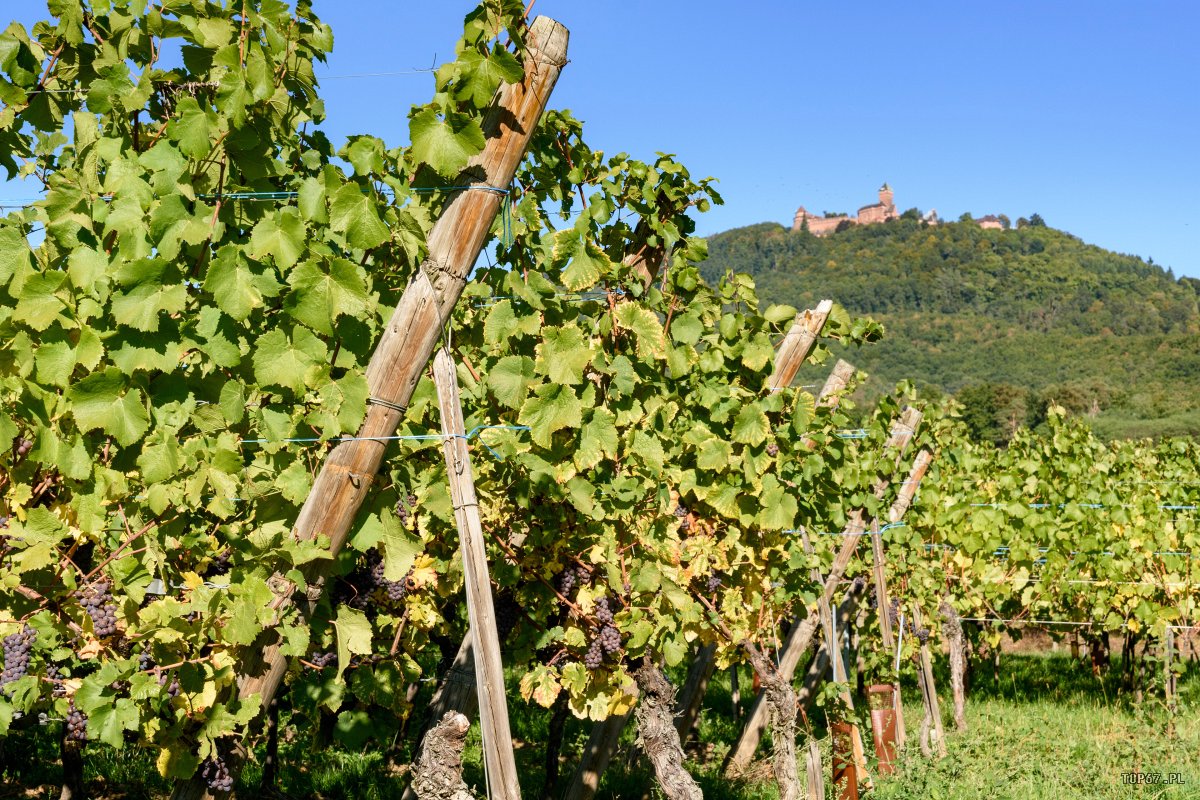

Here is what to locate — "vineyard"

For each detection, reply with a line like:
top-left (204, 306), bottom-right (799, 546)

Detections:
top-left (0, 3), bottom-right (1197, 800)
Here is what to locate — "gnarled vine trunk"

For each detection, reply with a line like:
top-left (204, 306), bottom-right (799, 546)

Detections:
top-left (409, 712), bottom-right (477, 800)
top-left (744, 646), bottom-right (801, 800)
top-left (939, 599), bottom-right (967, 731)
top-left (632, 660), bottom-right (703, 800)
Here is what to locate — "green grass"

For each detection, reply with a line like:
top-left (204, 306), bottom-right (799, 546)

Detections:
top-left (2, 652), bottom-right (1198, 799)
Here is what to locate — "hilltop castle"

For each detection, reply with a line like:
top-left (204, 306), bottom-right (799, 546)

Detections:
top-left (792, 183), bottom-right (899, 235)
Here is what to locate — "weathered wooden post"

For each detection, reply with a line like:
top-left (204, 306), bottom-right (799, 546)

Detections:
top-left (805, 740), bottom-right (824, 800)
top-left (431, 347), bottom-right (521, 799)
top-left (1164, 627), bottom-right (1177, 736)
top-left (912, 604), bottom-right (947, 758)
top-left (170, 18), bottom-right (570, 800)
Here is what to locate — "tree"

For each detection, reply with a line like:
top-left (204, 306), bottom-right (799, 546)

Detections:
top-left (1028, 213), bottom-right (1046, 227)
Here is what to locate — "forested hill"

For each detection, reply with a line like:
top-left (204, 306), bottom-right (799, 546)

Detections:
top-left (700, 218), bottom-right (1200, 439)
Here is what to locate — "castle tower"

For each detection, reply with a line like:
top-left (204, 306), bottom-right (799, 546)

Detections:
top-left (879, 182), bottom-right (894, 209)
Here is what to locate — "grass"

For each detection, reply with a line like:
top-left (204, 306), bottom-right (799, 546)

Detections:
top-left (2, 651), bottom-right (1197, 799)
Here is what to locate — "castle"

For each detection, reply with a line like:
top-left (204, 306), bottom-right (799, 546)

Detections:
top-left (792, 183), bottom-right (899, 235)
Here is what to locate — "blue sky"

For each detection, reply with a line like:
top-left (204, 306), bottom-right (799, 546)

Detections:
top-left (5, 1), bottom-right (1199, 277)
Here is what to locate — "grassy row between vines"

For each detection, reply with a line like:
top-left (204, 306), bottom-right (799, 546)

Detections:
top-left (3, 650), bottom-right (1197, 799)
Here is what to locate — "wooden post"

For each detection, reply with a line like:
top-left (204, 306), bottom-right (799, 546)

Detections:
top-left (769, 300), bottom-right (835, 389)
top-left (1165, 627), bottom-right (1177, 737)
top-left (730, 665), bottom-right (741, 721)
top-left (431, 347), bottom-right (521, 799)
top-left (805, 739), bottom-right (824, 800)
top-left (674, 643), bottom-right (718, 740)
top-left (725, 407), bottom-right (924, 775)
top-left (562, 706), bottom-right (635, 800)
top-left (912, 605), bottom-right (946, 758)
top-left (169, 19), bottom-right (569, 800)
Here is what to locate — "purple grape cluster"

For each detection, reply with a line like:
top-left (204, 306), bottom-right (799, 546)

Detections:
top-left (80, 580), bottom-right (119, 638)
top-left (0, 516), bottom-right (9, 553)
top-left (494, 593), bottom-right (521, 640)
top-left (206, 548), bottom-right (232, 577)
top-left (888, 598), bottom-right (900, 629)
top-left (336, 549), bottom-right (410, 610)
top-left (395, 493), bottom-right (418, 524)
top-left (47, 664), bottom-right (67, 696)
top-left (674, 505), bottom-right (689, 519)
top-left (766, 443), bottom-right (779, 456)
top-left (583, 596), bottom-right (622, 668)
top-left (2, 626), bottom-right (36, 688)
top-left (704, 573), bottom-right (722, 593)
top-left (368, 552), bottom-right (409, 602)
top-left (309, 651), bottom-right (337, 669)
top-left (157, 672), bottom-right (181, 697)
top-left (13, 437), bottom-right (32, 457)
top-left (916, 628), bottom-right (931, 645)
top-left (65, 705), bottom-right (88, 742)
top-left (557, 564), bottom-right (588, 597)
top-left (138, 650), bottom-right (155, 671)
top-left (200, 753), bottom-right (234, 792)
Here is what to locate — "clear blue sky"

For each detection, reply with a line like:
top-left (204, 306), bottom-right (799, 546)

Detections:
top-left (5, 1), bottom-right (1199, 277)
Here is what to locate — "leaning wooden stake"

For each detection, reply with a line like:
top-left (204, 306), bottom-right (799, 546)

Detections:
top-left (1164, 627), bottom-right (1177, 737)
top-left (724, 407), bottom-right (924, 775)
top-left (431, 348), bottom-right (521, 799)
top-left (804, 740), bottom-right (824, 800)
top-left (169, 20), bottom-right (569, 800)
top-left (912, 605), bottom-right (947, 758)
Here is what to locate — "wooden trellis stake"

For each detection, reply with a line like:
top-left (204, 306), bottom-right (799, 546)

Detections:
top-left (911, 604), bottom-right (947, 758)
top-left (725, 406), bottom-right (924, 775)
top-left (170, 19), bottom-right (570, 800)
top-left (432, 347), bottom-right (521, 799)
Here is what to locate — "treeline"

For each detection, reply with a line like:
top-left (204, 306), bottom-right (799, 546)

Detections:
top-left (701, 218), bottom-right (1200, 439)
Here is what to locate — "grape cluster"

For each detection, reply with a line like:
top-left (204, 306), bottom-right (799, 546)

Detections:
top-left (887, 597), bottom-right (900, 629)
top-left (2, 626), bottom-right (36, 688)
top-left (200, 754), bottom-right (234, 793)
top-left (65, 705), bottom-right (88, 742)
top-left (703, 572), bottom-right (722, 593)
top-left (557, 564), bottom-right (588, 597)
top-left (493, 593), bottom-right (522, 640)
top-left (157, 672), bottom-right (181, 697)
top-left (766, 443), bottom-right (779, 456)
top-left (206, 548), bottom-right (233, 577)
top-left (336, 549), bottom-right (410, 611)
top-left (138, 650), bottom-right (155, 672)
top-left (395, 493), bottom-right (418, 524)
top-left (13, 437), bottom-right (32, 457)
top-left (309, 651), bottom-right (337, 669)
top-left (80, 580), bottom-right (119, 638)
top-left (47, 665), bottom-right (67, 697)
top-left (674, 505), bottom-right (689, 518)
top-left (583, 596), bottom-right (622, 669)
top-left (852, 575), bottom-right (867, 592)
top-left (368, 552), bottom-right (409, 602)
top-left (916, 628), bottom-right (931, 645)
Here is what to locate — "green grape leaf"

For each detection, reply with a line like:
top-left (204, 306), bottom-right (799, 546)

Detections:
top-left (408, 107), bottom-right (485, 177)
top-left (329, 184), bottom-right (390, 250)
top-left (518, 383), bottom-right (582, 447)
top-left (66, 368), bottom-right (150, 446)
